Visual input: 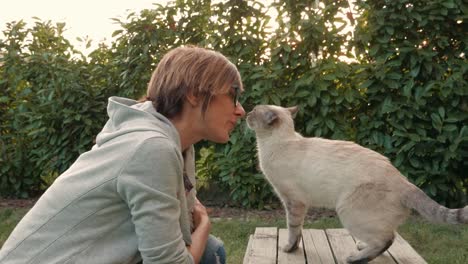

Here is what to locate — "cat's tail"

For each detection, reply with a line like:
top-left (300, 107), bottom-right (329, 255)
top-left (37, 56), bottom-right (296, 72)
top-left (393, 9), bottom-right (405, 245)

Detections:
top-left (401, 183), bottom-right (468, 224)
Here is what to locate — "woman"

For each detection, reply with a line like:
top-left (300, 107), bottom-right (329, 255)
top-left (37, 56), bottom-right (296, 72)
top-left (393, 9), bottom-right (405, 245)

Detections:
top-left (0, 46), bottom-right (246, 264)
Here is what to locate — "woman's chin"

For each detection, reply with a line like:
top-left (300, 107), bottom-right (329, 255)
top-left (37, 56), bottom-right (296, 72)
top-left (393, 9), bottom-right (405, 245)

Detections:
top-left (204, 128), bottom-right (232, 144)
top-left (211, 134), bottom-right (230, 144)
top-left (217, 137), bottom-right (230, 144)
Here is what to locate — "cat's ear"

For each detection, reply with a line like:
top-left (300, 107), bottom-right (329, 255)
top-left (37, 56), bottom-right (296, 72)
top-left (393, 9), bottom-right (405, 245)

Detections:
top-left (265, 111), bottom-right (278, 125)
top-left (288, 106), bottom-right (299, 118)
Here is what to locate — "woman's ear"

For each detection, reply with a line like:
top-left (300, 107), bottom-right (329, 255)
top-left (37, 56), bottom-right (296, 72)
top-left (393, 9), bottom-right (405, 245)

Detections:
top-left (186, 93), bottom-right (199, 107)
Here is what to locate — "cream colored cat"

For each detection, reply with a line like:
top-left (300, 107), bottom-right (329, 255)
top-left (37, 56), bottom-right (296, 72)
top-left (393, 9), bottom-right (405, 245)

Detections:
top-left (246, 104), bottom-right (467, 263)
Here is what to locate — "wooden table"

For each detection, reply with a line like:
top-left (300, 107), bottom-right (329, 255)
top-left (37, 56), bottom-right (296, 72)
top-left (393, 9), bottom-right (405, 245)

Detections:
top-left (243, 228), bottom-right (427, 264)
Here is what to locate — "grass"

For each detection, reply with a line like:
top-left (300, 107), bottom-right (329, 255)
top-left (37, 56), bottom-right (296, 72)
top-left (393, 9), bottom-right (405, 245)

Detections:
top-left (1, 207), bottom-right (467, 263)
top-left (0, 207), bottom-right (30, 247)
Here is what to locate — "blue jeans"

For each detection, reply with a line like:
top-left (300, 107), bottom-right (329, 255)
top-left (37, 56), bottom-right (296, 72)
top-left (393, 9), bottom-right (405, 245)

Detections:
top-left (135, 235), bottom-right (225, 264)
top-left (200, 235), bottom-right (226, 264)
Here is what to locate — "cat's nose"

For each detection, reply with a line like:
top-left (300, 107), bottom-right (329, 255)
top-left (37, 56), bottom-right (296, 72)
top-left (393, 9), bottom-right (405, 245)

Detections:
top-left (247, 108), bottom-right (256, 115)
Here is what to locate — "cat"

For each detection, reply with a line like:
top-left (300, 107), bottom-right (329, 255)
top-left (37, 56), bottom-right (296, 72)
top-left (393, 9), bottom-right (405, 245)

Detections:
top-left (246, 104), bottom-right (468, 263)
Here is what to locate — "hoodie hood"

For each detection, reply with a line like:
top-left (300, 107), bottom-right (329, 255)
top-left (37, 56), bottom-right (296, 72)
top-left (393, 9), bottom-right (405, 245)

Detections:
top-left (95, 97), bottom-right (181, 149)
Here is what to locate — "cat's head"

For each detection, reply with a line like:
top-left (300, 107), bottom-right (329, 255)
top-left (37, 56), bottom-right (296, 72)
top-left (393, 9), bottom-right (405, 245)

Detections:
top-left (246, 105), bottom-right (298, 137)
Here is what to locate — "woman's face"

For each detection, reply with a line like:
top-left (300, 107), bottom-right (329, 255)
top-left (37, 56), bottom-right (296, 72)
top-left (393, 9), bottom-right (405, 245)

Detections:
top-left (201, 86), bottom-right (246, 143)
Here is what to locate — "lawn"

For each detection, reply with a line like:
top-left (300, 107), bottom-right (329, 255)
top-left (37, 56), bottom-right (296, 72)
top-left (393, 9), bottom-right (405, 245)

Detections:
top-left (1, 207), bottom-right (467, 263)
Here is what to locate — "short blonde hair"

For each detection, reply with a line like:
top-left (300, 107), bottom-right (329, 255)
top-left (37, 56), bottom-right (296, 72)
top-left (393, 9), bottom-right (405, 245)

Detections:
top-left (145, 46), bottom-right (243, 118)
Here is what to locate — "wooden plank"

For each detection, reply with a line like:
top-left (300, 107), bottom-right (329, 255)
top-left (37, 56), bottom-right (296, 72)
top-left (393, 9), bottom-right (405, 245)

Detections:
top-left (387, 234), bottom-right (427, 264)
top-left (326, 229), bottom-right (357, 264)
top-left (243, 227), bottom-right (278, 264)
top-left (277, 228), bottom-right (305, 264)
top-left (302, 229), bottom-right (335, 264)
top-left (369, 250), bottom-right (397, 264)
top-left (242, 235), bottom-right (254, 264)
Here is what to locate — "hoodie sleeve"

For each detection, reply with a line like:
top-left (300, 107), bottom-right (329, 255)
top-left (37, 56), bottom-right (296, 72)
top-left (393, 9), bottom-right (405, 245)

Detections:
top-left (116, 137), bottom-right (194, 264)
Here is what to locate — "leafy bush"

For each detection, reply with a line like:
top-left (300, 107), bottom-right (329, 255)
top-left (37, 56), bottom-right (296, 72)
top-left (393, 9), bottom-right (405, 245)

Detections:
top-left (1, 0), bottom-right (466, 207)
top-left (353, 0), bottom-right (468, 207)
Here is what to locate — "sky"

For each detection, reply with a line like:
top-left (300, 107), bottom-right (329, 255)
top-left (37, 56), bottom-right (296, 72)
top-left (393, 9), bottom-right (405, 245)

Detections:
top-left (0, 0), bottom-right (171, 54)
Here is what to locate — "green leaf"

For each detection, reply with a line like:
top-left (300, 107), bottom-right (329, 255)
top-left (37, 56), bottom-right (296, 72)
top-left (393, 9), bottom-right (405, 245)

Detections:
top-left (403, 79), bottom-right (414, 97)
top-left (408, 133), bottom-right (420, 142)
top-left (415, 175), bottom-right (426, 186)
top-left (344, 89), bottom-right (354, 103)
top-left (360, 79), bottom-right (374, 89)
top-left (437, 184), bottom-right (449, 192)
top-left (314, 128), bottom-right (322, 137)
top-left (250, 72), bottom-right (263, 79)
top-left (438, 107), bottom-right (445, 118)
top-left (443, 125), bottom-right (457, 132)
top-left (306, 122), bottom-right (315, 134)
top-left (441, 1), bottom-right (455, 8)
top-left (296, 90), bottom-right (310, 97)
top-left (410, 66), bottom-right (421, 77)
top-left (431, 113), bottom-right (443, 131)
top-left (415, 87), bottom-right (424, 103)
top-left (424, 82), bottom-right (436, 93)
top-left (0, 96), bottom-right (9, 103)
top-left (112, 29), bottom-right (123, 37)
top-left (322, 74), bottom-right (336, 81)
top-left (325, 119), bottom-right (335, 130)
top-left (412, 12), bottom-right (422, 22)
top-left (307, 96), bottom-right (317, 107)
top-left (386, 72), bottom-right (401, 80)
top-left (321, 94), bottom-right (330, 105)
top-left (394, 154), bottom-right (404, 166)
top-left (369, 45), bottom-right (379, 56)
top-left (409, 158), bottom-right (421, 168)
top-left (385, 79), bottom-right (399, 89)
top-left (381, 97), bottom-right (393, 113)
top-left (428, 185), bottom-right (437, 196)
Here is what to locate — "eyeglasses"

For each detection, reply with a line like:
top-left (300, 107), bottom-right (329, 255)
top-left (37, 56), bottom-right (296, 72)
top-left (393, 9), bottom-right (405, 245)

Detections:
top-left (231, 85), bottom-right (240, 107)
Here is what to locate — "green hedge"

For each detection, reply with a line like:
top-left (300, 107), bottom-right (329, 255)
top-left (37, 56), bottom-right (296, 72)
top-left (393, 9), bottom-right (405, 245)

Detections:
top-left (353, 0), bottom-right (468, 207)
top-left (1, 0), bottom-right (466, 207)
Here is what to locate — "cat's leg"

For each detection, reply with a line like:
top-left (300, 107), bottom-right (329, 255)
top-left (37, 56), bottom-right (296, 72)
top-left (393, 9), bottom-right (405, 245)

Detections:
top-left (283, 200), bottom-right (307, 252)
top-left (336, 190), bottom-right (404, 263)
top-left (339, 210), bottom-right (396, 263)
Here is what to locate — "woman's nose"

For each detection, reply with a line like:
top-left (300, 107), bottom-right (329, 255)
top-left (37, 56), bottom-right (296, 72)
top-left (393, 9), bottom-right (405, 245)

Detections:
top-left (235, 103), bottom-right (246, 117)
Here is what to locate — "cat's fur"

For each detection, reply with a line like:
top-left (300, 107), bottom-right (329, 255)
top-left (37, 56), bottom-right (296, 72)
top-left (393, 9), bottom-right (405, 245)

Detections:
top-left (246, 104), bottom-right (468, 263)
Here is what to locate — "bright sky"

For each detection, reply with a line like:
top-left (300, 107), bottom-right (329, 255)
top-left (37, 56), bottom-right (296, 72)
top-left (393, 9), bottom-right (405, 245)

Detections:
top-left (0, 0), bottom-right (170, 54)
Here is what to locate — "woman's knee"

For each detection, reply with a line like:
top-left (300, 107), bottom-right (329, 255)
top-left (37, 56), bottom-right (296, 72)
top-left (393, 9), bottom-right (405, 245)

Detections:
top-left (200, 235), bottom-right (226, 264)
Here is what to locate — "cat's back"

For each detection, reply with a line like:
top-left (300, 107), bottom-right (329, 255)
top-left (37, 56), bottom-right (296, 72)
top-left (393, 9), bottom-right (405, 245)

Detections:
top-left (259, 133), bottom-right (398, 178)
top-left (300, 137), bottom-right (390, 163)
top-left (272, 136), bottom-right (398, 181)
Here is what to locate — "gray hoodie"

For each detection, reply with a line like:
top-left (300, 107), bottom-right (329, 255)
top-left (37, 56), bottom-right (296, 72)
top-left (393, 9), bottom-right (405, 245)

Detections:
top-left (0, 97), bottom-right (196, 264)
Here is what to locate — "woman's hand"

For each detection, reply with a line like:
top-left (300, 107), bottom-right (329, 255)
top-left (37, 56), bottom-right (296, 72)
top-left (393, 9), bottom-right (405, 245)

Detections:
top-left (187, 198), bottom-right (211, 263)
top-left (192, 198), bottom-right (211, 230)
